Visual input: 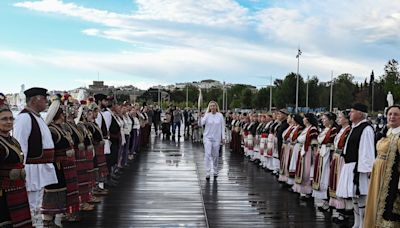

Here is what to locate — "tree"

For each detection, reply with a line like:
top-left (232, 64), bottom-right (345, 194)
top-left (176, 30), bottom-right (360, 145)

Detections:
top-left (254, 87), bottom-right (270, 110)
top-left (241, 88), bottom-right (253, 108)
top-left (333, 73), bottom-right (356, 109)
top-left (274, 72), bottom-right (305, 108)
top-left (382, 59), bottom-right (400, 103)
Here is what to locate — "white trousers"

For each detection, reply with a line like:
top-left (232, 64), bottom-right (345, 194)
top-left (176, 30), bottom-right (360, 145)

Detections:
top-left (28, 188), bottom-right (44, 214)
top-left (204, 139), bottom-right (220, 176)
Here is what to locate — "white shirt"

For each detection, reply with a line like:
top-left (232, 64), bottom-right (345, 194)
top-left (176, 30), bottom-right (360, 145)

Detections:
top-left (13, 112), bottom-right (58, 191)
top-left (343, 119), bottom-right (375, 173)
top-left (122, 114), bottom-right (132, 135)
top-left (201, 112), bottom-right (225, 142)
top-left (96, 109), bottom-right (112, 154)
top-left (132, 115), bottom-right (140, 130)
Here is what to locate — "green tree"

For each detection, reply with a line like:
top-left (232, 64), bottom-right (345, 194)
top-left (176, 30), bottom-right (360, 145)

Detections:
top-left (254, 87), bottom-right (270, 110)
top-left (382, 59), bottom-right (400, 103)
top-left (274, 72), bottom-right (305, 108)
top-left (333, 73), bottom-right (356, 109)
top-left (241, 88), bottom-right (253, 108)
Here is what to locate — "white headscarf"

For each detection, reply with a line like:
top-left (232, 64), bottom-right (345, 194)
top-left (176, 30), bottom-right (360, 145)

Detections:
top-left (45, 99), bottom-right (61, 125)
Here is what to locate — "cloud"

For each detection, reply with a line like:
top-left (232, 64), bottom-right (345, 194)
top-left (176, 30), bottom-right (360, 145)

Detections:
top-left (11, 0), bottom-right (400, 85)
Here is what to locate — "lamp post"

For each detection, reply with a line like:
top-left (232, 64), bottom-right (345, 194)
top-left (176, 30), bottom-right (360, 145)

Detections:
top-left (306, 75), bottom-right (309, 109)
top-left (269, 76), bottom-right (273, 112)
top-left (329, 71), bottom-right (333, 112)
top-left (186, 83), bottom-right (189, 108)
top-left (295, 48), bottom-right (302, 113)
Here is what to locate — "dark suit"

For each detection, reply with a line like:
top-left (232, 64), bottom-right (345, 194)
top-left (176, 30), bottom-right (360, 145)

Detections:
top-left (276, 119), bottom-right (289, 160)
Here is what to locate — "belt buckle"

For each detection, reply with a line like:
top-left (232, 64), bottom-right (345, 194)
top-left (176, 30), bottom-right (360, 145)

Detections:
top-left (9, 169), bottom-right (25, 180)
top-left (66, 149), bottom-right (75, 158)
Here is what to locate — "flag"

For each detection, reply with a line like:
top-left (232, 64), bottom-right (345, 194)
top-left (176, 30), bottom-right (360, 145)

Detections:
top-left (296, 49), bottom-right (302, 58)
top-left (198, 88), bottom-right (203, 111)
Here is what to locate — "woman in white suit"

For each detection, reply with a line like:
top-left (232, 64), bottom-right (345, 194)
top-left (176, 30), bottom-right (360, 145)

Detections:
top-left (201, 101), bottom-right (225, 180)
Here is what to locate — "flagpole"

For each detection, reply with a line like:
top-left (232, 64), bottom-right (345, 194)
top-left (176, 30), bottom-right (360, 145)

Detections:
top-left (330, 71), bottom-right (333, 112)
top-left (295, 48), bottom-right (301, 113)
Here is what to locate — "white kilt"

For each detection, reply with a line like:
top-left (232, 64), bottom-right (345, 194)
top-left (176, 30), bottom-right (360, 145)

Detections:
top-left (336, 162), bottom-right (369, 198)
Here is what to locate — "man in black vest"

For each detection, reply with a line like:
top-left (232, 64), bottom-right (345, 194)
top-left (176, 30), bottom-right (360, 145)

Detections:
top-left (13, 87), bottom-right (58, 226)
top-left (336, 103), bottom-right (375, 228)
top-left (274, 109), bottom-right (289, 176)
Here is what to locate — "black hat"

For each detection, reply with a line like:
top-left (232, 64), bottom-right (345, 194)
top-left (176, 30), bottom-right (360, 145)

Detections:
top-left (24, 87), bottom-right (48, 98)
top-left (352, 103), bottom-right (368, 113)
top-left (341, 109), bottom-right (350, 119)
top-left (279, 109), bottom-right (289, 115)
top-left (94, 93), bottom-right (107, 102)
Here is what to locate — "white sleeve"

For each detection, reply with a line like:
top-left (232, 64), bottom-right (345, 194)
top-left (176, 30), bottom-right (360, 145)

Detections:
top-left (104, 112), bottom-right (112, 130)
top-left (201, 113), bottom-right (208, 126)
top-left (221, 114), bottom-right (225, 140)
top-left (95, 114), bottom-right (102, 128)
top-left (358, 126), bottom-right (376, 173)
top-left (13, 113), bottom-right (32, 158)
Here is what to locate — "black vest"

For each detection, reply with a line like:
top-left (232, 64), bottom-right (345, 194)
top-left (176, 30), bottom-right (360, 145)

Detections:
top-left (20, 109), bottom-right (43, 161)
top-left (344, 122), bottom-right (370, 163)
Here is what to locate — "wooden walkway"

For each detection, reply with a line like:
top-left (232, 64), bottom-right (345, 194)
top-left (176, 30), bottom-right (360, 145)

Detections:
top-left (65, 135), bottom-right (339, 228)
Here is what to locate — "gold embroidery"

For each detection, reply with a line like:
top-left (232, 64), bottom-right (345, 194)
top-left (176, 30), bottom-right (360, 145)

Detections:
top-left (376, 132), bottom-right (400, 227)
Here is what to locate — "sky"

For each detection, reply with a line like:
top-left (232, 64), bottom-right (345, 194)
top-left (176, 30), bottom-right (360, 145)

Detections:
top-left (0, 0), bottom-right (399, 93)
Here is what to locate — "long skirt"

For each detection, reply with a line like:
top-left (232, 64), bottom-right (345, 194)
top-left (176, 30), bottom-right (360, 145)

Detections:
top-left (312, 146), bottom-right (331, 200)
top-left (328, 153), bottom-right (345, 209)
top-left (42, 162), bottom-right (67, 215)
top-left (93, 142), bottom-right (108, 180)
top-left (0, 179), bottom-right (32, 228)
top-left (75, 148), bottom-right (91, 204)
top-left (293, 149), bottom-right (312, 194)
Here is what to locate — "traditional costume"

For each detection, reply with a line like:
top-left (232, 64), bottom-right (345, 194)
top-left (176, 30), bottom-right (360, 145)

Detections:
top-left (0, 131), bottom-right (32, 227)
top-left (13, 87), bottom-right (58, 226)
top-left (364, 126), bottom-right (400, 227)
top-left (336, 104), bottom-right (375, 228)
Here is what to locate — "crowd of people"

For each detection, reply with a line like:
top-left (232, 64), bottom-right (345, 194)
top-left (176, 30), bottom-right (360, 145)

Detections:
top-left (227, 104), bottom-right (400, 228)
top-left (1, 87), bottom-right (153, 227)
top-left (2, 86), bottom-right (400, 228)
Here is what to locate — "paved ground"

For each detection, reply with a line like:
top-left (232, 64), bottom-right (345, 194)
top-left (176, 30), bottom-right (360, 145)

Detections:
top-left (65, 134), bottom-right (340, 228)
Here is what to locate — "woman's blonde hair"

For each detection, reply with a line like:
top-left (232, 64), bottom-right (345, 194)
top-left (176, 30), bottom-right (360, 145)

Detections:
top-left (206, 101), bottom-right (220, 113)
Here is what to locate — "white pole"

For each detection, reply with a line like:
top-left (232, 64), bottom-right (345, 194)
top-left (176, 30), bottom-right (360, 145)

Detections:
top-left (330, 71), bottom-right (333, 112)
top-left (371, 78), bottom-right (374, 112)
top-left (269, 76), bottom-right (272, 112)
top-left (186, 84), bottom-right (188, 108)
top-left (295, 49), bottom-right (301, 113)
top-left (306, 75), bottom-right (309, 108)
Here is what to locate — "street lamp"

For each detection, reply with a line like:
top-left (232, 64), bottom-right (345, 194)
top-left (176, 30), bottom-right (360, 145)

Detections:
top-left (186, 83), bottom-right (189, 108)
top-left (329, 71), bottom-right (333, 112)
top-left (295, 48), bottom-right (302, 113)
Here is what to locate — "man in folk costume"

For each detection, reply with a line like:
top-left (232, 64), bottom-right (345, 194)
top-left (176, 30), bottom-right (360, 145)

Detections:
top-left (0, 94), bottom-right (32, 228)
top-left (336, 103), bottom-right (375, 228)
top-left (260, 113), bottom-right (273, 169)
top-left (247, 113), bottom-right (259, 160)
top-left (272, 109), bottom-right (289, 176)
top-left (13, 87), bottom-right (58, 227)
top-left (312, 112), bottom-right (338, 211)
top-left (241, 114), bottom-right (250, 156)
top-left (252, 113), bottom-right (266, 163)
top-left (94, 94), bottom-right (114, 188)
top-left (230, 114), bottom-right (241, 153)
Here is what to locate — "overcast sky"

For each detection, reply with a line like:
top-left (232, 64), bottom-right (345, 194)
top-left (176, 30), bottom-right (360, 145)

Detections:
top-left (1, 0), bottom-right (399, 93)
